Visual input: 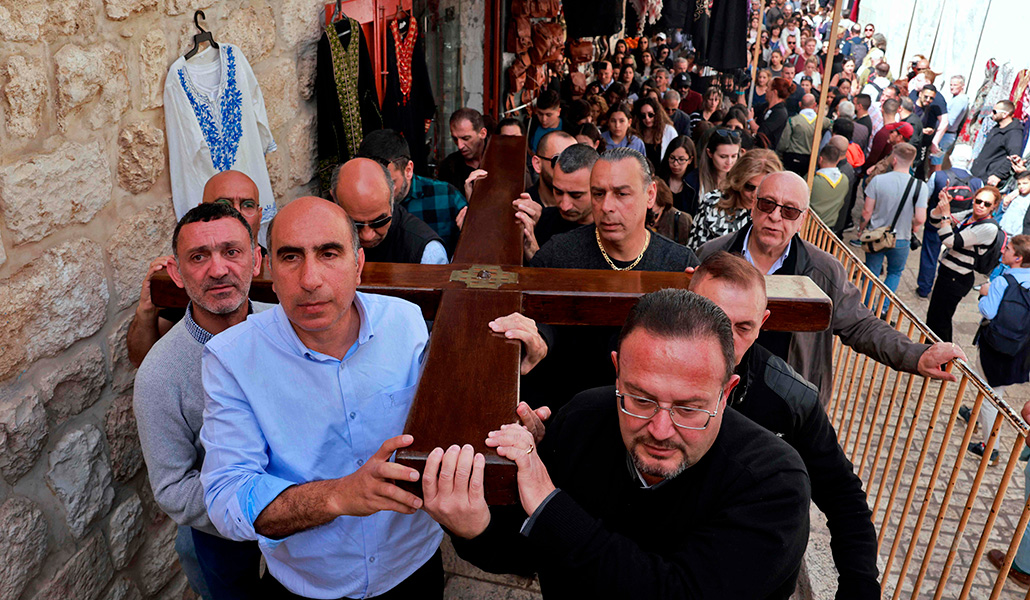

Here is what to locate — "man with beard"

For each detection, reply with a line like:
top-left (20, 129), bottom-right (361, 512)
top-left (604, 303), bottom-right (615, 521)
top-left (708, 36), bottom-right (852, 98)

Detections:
top-left (134, 203), bottom-right (267, 598)
top-left (420, 289), bottom-right (812, 599)
top-left (358, 130), bottom-right (467, 255)
top-left (438, 107), bottom-right (490, 195)
top-left (518, 143), bottom-right (598, 260)
top-left (128, 170), bottom-right (266, 366)
top-left (332, 158), bottom-right (448, 265)
top-left (527, 130), bottom-right (577, 207)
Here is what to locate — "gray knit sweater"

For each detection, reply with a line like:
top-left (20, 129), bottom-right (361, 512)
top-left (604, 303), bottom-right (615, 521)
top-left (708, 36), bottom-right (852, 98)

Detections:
top-left (133, 304), bottom-right (270, 535)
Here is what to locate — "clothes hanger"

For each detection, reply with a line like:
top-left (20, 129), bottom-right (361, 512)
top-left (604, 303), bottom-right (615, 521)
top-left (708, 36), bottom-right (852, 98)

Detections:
top-left (184, 10), bottom-right (218, 60)
top-left (396, 2), bottom-right (411, 33)
top-left (331, 0), bottom-right (352, 48)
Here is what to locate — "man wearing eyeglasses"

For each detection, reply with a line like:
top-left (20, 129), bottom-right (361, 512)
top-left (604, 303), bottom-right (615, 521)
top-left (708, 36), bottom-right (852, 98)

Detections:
top-left (421, 289), bottom-right (812, 599)
top-left (127, 170), bottom-right (266, 367)
top-left (332, 158), bottom-right (448, 265)
top-left (689, 251), bottom-right (881, 599)
top-left (699, 171), bottom-right (966, 405)
top-left (971, 100), bottom-right (1026, 187)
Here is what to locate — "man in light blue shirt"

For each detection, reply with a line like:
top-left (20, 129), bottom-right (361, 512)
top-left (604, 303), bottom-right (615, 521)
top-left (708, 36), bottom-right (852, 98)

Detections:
top-left (201, 196), bottom-right (549, 599)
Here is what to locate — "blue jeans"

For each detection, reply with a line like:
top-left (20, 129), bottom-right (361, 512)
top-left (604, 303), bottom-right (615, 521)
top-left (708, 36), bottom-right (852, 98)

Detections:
top-left (931, 133), bottom-right (958, 166)
top-left (176, 525), bottom-right (212, 600)
top-left (917, 227), bottom-right (942, 296)
top-left (865, 238), bottom-right (911, 312)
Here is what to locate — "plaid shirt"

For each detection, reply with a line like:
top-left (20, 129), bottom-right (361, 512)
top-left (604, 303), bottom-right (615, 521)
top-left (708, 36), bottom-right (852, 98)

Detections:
top-left (400, 175), bottom-right (467, 253)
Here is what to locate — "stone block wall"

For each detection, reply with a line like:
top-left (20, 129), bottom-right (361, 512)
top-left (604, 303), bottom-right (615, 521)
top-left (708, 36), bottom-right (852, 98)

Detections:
top-left (0, 0), bottom-right (323, 597)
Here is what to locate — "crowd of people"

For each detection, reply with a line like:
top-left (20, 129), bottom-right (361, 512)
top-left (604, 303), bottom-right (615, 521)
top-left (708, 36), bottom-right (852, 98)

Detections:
top-left (117, 0), bottom-right (1030, 597)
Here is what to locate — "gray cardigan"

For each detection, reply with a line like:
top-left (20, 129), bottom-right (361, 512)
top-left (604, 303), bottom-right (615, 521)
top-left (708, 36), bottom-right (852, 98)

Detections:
top-left (700, 227), bottom-right (930, 405)
top-left (133, 304), bottom-right (271, 535)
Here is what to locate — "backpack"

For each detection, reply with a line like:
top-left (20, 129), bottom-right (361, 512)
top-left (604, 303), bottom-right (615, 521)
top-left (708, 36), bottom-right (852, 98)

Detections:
top-left (970, 219), bottom-right (1005, 275)
top-left (942, 169), bottom-right (975, 205)
top-left (980, 274), bottom-right (1030, 355)
top-left (868, 80), bottom-right (884, 101)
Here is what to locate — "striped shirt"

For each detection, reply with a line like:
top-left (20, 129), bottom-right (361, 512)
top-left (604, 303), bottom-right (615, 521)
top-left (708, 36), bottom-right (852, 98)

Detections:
top-left (930, 208), bottom-right (999, 275)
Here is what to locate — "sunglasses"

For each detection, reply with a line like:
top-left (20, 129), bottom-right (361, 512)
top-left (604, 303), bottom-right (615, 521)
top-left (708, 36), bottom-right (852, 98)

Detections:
top-left (714, 128), bottom-right (742, 143)
top-left (536, 153), bottom-right (560, 168)
top-left (756, 197), bottom-right (805, 221)
top-left (640, 111), bottom-right (655, 119)
top-left (973, 198), bottom-right (994, 206)
top-left (353, 214), bottom-right (393, 230)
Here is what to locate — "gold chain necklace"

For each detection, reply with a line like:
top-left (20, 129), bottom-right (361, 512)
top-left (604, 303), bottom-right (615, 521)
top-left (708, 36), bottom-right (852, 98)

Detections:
top-left (596, 227), bottom-right (650, 271)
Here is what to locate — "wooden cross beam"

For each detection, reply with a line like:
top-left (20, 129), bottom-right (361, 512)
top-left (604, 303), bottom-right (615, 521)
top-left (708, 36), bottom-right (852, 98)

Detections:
top-left (151, 135), bottom-right (832, 504)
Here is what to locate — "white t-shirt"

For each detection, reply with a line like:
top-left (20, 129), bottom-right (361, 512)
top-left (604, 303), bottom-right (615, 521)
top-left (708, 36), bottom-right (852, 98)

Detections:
top-left (164, 44), bottom-right (277, 242)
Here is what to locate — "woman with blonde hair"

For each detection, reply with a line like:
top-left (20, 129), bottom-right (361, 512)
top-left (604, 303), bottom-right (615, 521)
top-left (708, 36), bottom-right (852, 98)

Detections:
top-left (688, 148), bottom-right (783, 252)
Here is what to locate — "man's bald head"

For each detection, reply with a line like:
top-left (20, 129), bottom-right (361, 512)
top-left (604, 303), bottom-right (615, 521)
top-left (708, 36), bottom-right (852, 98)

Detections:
top-left (828, 135), bottom-right (849, 155)
top-left (267, 196), bottom-right (360, 262)
top-left (202, 170), bottom-right (262, 242)
top-left (331, 158), bottom-right (395, 249)
top-left (758, 171), bottom-right (811, 209)
top-left (801, 94), bottom-right (817, 109)
top-left (539, 130), bottom-right (576, 159)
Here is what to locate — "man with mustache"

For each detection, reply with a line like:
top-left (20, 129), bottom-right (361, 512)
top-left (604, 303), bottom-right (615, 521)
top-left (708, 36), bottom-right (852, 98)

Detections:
top-left (128, 170), bottom-right (266, 366)
top-left (420, 289), bottom-right (811, 599)
top-left (133, 202), bottom-right (267, 598)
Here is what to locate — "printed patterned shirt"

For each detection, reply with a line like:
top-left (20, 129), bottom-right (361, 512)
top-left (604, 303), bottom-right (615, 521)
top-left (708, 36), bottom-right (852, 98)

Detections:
top-left (400, 174), bottom-right (468, 254)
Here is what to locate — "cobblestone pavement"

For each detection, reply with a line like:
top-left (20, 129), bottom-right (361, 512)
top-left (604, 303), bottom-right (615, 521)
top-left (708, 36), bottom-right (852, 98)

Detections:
top-left (840, 226), bottom-right (1030, 599)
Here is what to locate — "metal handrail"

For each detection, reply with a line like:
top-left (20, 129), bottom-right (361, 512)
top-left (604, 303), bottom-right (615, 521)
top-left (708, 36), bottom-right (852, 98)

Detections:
top-left (798, 211), bottom-right (1030, 599)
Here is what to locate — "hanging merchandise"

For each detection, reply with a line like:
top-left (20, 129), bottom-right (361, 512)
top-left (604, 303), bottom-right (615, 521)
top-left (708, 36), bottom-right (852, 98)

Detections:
top-left (382, 14), bottom-right (436, 175)
top-left (1010, 69), bottom-right (1030, 121)
top-left (684, 0), bottom-right (711, 67)
top-left (562, 0), bottom-right (623, 39)
top-left (165, 14), bottom-right (276, 237)
top-left (316, 11), bottom-right (381, 196)
top-left (628, 0), bottom-right (664, 30)
top-left (529, 21), bottom-right (565, 65)
top-left (962, 60), bottom-right (999, 144)
top-left (972, 62), bottom-right (1014, 157)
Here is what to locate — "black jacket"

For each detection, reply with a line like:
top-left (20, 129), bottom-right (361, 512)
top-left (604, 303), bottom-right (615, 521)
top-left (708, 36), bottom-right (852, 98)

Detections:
top-left (732, 344), bottom-right (880, 599)
top-left (453, 386), bottom-right (811, 599)
top-left (972, 120), bottom-right (1025, 182)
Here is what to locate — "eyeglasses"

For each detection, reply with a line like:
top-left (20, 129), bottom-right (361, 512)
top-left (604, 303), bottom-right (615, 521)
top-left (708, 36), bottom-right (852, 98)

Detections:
top-left (616, 388), bottom-right (720, 430)
top-left (214, 198), bottom-right (260, 217)
top-left (756, 197), bottom-right (805, 221)
top-left (536, 153), bottom-right (560, 168)
top-left (669, 156), bottom-right (691, 165)
top-left (353, 214), bottom-right (393, 230)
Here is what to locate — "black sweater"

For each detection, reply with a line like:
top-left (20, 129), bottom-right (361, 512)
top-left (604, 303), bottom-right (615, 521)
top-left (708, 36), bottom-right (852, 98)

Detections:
top-left (454, 386), bottom-right (811, 599)
top-left (733, 344), bottom-right (880, 599)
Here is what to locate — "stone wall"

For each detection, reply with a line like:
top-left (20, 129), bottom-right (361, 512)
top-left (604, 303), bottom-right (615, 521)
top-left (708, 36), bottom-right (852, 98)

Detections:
top-left (0, 0), bottom-right (324, 597)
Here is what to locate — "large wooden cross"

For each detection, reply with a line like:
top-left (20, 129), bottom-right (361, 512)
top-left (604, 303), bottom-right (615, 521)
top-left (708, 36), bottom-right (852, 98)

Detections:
top-left (152, 135), bottom-right (832, 504)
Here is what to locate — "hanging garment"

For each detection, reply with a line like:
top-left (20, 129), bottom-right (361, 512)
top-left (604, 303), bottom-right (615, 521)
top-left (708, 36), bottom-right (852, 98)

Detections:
top-left (382, 17), bottom-right (436, 175)
top-left (1010, 69), bottom-right (1030, 121)
top-left (962, 59), bottom-right (998, 144)
top-left (705, 0), bottom-right (748, 71)
top-left (316, 16), bottom-right (381, 196)
top-left (973, 62), bottom-right (1015, 157)
top-left (684, 0), bottom-right (711, 66)
top-left (563, 0), bottom-right (624, 38)
top-left (164, 44), bottom-right (276, 228)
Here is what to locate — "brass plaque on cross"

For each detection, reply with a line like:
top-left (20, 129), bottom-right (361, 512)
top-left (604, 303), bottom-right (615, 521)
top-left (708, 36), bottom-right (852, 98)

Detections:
top-left (449, 264), bottom-right (518, 289)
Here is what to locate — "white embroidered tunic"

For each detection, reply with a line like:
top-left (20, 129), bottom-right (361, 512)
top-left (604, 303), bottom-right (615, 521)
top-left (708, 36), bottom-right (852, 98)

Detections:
top-left (164, 44), bottom-right (277, 234)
